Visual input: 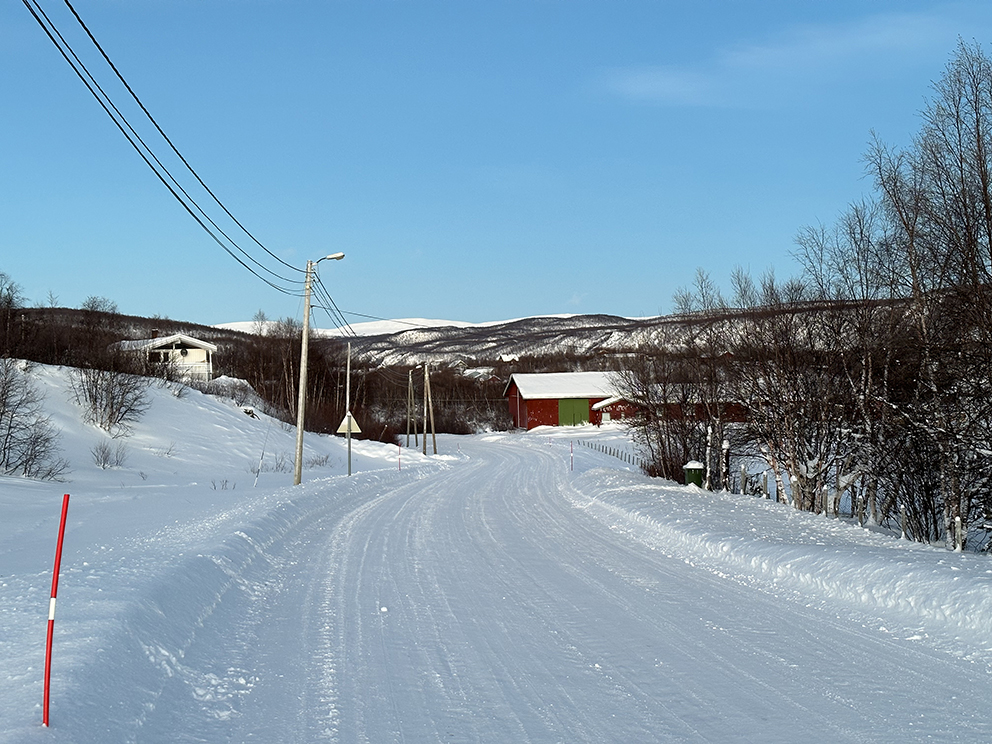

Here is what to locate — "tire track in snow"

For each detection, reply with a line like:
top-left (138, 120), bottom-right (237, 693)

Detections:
top-left (306, 434), bottom-right (992, 743)
top-left (65, 434), bottom-right (992, 743)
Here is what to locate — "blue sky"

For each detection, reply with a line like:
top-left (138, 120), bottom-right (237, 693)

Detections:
top-left (3, 1), bottom-right (992, 328)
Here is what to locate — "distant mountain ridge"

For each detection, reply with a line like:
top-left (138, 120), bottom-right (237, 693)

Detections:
top-left (216, 314), bottom-right (586, 338)
top-left (313, 298), bottom-right (902, 368)
top-left (330, 314), bottom-right (696, 367)
top-left (218, 312), bottom-right (720, 368)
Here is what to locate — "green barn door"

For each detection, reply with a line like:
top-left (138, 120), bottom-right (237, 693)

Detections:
top-left (558, 398), bottom-right (589, 426)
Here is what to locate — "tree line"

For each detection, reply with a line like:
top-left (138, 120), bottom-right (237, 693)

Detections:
top-left (619, 41), bottom-right (992, 551)
top-left (0, 291), bottom-right (522, 479)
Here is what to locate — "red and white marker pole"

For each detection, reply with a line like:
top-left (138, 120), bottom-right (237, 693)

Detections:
top-left (43, 493), bottom-right (70, 728)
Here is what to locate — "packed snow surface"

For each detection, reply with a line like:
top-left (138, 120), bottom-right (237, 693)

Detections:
top-left (3, 364), bottom-right (992, 742)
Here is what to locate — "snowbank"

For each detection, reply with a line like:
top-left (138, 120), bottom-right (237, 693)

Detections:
top-left (565, 464), bottom-right (992, 662)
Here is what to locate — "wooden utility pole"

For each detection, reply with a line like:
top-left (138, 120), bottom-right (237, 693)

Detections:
top-left (426, 363), bottom-right (437, 455)
top-left (346, 341), bottom-right (352, 476)
top-left (422, 364), bottom-right (429, 455)
top-left (406, 369), bottom-right (413, 448)
top-left (293, 260), bottom-right (315, 486)
top-left (293, 253), bottom-right (344, 486)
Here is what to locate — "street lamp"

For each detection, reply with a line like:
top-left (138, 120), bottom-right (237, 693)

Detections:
top-left (294, 252), bottom-right (345, 485)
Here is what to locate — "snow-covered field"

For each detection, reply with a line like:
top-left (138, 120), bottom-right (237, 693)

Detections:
top-left (3, 364), bottom-right (992, 742)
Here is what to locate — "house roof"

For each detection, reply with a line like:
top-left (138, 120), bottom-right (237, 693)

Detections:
top-left (591, 395), bottom-right (625, 411)
top-left (115, 333), bottom-right (218, 353)
top-left (504, 371), bottom-right (619, 400)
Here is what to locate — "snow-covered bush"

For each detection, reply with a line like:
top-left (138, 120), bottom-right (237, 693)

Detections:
top-left (0, 359), bottom-right (69, 480)
top-left (70, 364), bottom-right (151, 438)
top-left (91, 439), bottom-right (128, 469)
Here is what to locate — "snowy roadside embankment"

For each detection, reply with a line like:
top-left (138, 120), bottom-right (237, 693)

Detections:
top-left (0, 362), bottom-right (440, 742)
top-left (42, 469), bottom-right (424, 743)
top-left (564, 464), bottom-right (992, 662)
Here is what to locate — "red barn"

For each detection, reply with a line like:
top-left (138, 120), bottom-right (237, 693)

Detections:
top-left (504, 372), bottom-right (627, 429)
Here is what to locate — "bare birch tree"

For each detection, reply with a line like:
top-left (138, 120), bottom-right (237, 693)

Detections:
top-left (867, 40), bottom-right (992, 548)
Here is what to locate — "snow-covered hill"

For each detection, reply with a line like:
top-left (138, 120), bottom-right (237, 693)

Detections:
top-left (217, 313), bottom-right (689, 366)
top-left (339, 314), bottom-right (693, 367)
top-left (216, 314), bottom-right (584, 338)
top-left (3, 362), bottom-right (992, 742)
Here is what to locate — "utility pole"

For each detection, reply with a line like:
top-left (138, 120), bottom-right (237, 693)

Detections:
top-left (293, 260), bottom-right (315, 486)
top-left (294, 252), bottom-right (344, 485)
top-left (426, 363), bottom-right (437, 455)
top-left (406, 369), bottom-right (412, 448)
top-left (423, 363), bottom-right (429, 455)
top-left (345, 341), bottom-right (352, 476)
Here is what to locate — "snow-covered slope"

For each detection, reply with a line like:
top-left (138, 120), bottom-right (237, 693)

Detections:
top-left (218, 306), bottom-right (862, 369)
top-left (217, 315), bottom-right (584, 338)
top-left (343, 313), bottom-right (691, 366)
top-left (217, 317), bottom-right (486, 337)
top-left (3, 364), bottom-right (992, 742)
top-left (216, 313), bottom-right (686, 366)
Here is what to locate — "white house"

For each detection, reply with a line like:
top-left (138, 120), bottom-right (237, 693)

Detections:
top-left (116, 333), bottom-right (217, 381)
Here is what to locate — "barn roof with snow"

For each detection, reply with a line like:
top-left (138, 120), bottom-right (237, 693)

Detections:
top-left (502, 372), bottom-right (618, 400)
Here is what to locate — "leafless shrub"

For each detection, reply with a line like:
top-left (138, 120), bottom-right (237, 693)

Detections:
top-left (155, 441), bottom-right (177, 458)
top-left (0, 358), bottom-right (69, 480)
top-left (159, 376), bottom-right (189, 399)
top-left (614, 352), bottom-right (705, 483)
top-left (248, 452), bottom-right (293, 475)
top-left (70, 363), bottom-right (151, 437)
top-left (92, 439), bottom-right (128, 469)
top-left (305, 453), bottom-right (331, 468)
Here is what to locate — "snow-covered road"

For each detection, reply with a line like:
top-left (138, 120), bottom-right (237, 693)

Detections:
top-left (33, 434), bottom-right (986, 743)
top-left (4, 376), bottom-right (992, 744)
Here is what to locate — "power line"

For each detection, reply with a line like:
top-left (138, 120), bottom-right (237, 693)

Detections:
top-left (22, 0), bottom-right (304, 295)
top-left (339, 311), bottom-right (437, 328)
top-left (26, 0), bottom-right (361, 325)
top-left (57, 0), bottom-right (303, 276)
top-left (312, 275), bottom-right (356, 336)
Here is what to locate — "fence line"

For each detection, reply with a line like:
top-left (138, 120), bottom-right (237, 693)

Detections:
top-left (577, 440), bottom-right (645, 472)
top-left (577, 441), bottom-right (774, 500)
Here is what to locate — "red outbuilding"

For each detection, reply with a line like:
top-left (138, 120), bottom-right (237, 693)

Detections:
top-left (504, 372), bottom-right (632, 429)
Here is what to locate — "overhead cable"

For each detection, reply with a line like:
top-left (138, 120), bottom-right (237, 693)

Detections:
top-left (340, 311), bottom-right (435, 328)
top-left (312, 275), bottom-right (357, 336)
top-left (21, 0), bottom-right (303, 295)
top-left (58, 0), bottom-right (303, 275)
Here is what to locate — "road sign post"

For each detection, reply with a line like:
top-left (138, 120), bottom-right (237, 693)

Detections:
top-left (337, 412), bottom-right (361, 476)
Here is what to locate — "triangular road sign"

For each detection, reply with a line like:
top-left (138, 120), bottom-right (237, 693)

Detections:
top-left (337, 412), bottom-right (361, 434)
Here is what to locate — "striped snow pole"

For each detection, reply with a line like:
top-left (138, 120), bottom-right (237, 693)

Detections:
top-left (43, 494), bottom-right (70, 728)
